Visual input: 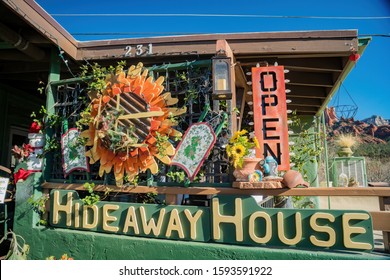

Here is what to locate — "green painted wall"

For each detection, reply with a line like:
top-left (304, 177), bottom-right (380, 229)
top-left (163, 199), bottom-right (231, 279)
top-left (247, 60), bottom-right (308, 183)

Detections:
top-left (12, 173), bottom-right (389, 260)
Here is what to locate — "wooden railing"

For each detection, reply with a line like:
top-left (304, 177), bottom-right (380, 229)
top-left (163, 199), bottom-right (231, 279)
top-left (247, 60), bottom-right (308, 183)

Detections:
top-left (41, 182), bottom-right (390, 253)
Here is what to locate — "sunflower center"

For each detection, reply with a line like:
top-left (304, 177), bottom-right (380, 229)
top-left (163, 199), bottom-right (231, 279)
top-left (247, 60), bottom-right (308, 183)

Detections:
top-left (100, 92), bottom-right (151, 151)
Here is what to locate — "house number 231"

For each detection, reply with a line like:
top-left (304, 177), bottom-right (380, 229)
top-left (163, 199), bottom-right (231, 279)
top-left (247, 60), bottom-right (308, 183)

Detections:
top-left (124, 43), bottom-right (153, 57)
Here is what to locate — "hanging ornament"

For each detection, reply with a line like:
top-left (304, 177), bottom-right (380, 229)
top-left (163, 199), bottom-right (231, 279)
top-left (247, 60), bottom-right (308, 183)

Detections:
top-left (61, 128), bottom-right (89, 177)
top-left (171, 123), bottom-right (216, 181)
top-left (349, 47), bottom-right (360, 62)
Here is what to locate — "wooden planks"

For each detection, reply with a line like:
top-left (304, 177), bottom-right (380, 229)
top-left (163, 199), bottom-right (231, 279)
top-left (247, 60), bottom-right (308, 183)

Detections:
top-left (41, 182), bottom-right (390, 197)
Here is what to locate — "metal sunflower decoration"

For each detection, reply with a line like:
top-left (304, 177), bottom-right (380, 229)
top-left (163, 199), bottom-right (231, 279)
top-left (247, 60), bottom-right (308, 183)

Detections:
top-left (80, 62), bottom-right (186, 185)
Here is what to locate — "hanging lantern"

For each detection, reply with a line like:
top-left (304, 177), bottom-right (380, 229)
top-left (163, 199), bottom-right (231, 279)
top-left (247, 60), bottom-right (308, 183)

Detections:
top-left (212, 51), bottom-right (232, 100)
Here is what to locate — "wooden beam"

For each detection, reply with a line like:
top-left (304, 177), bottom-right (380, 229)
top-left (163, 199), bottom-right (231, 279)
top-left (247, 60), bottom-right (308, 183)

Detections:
top-left (216, 39), bottom-right (237, 133)
top-left (286, 85), bottom-right (327, 99)
top-left (239, 57), bottom-right (344, 72)
top-left (41, 183), bottom-right (390, 197)
top-left (77, 31), bottom-right (357, 61)
top-left (287, 71), bottom-right (334, 88)
top-left (287, 105), bottom-right (319, 114)
top-left (370, 211), bottom-right (390, 231)
top-left (288, 97), bottom-right (322, 107)
top-left (3, 0), bottom-right (78, 58)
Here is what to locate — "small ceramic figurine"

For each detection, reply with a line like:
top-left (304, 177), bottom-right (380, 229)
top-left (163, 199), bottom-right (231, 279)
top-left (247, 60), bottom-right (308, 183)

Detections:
top-left (248, 170), bottom-right (263, 182)
top-left (260, 156), bottom-right (279, 177)
top-left (338, 173), bottom-right (349, 187)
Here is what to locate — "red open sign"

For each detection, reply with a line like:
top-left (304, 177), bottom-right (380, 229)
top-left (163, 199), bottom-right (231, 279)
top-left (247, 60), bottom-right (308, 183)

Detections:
top-left (252, 66), bottom-right (290, 170)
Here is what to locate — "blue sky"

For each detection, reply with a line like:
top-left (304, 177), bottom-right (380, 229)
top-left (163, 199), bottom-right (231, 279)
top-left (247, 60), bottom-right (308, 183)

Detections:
top-left (36, 0), bottom-right (390, 120)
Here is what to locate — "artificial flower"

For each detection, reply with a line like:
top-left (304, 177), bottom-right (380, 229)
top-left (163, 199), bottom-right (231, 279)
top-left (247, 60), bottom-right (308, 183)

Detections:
top-left (29, 121), bottom-right (42, 133)
top-left (225, 130), bottom-right (259, 168)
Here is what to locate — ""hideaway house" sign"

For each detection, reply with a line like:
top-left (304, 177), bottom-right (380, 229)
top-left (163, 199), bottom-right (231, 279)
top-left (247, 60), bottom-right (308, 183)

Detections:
top-left (51, 190), bottom-right (374, 252)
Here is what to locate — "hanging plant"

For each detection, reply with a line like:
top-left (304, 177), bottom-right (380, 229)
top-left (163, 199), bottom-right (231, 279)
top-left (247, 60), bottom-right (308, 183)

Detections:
top-left (80, 62), bottom-right (186, 185)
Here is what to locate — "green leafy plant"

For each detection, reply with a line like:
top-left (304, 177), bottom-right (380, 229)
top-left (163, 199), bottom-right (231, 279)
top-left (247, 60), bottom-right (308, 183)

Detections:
top-left (166, 170), bottom-right (186, 183)
top-left (288, 112), bottom-right (324, 208)
top-left (81, 182), bottom-right (112, 205)
top-left (28, 193), bottom-right (49, 225)
top-left (82, 182), bottom-right (99, 205)
top-left (155, 132), bottom-right (170, 157)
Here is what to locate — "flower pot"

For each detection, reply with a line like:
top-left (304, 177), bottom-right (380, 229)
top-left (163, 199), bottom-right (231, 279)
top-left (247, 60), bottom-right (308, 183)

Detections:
top-left (26, 148), bottom-right (43, 171)
top-left (233, 157), bottom-right (261, 182)
top-left (28, 133), bottom-right (45, 148)
top-left (337, 147), bottom-right (353, 157)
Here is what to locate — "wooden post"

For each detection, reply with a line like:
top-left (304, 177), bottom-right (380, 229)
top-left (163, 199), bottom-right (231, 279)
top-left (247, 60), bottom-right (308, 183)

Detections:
top-left (216, 40), bottom-right (237, 134)
top-left (379, 196), bottom-right (390, 252)
top-left (43, 48), bottom-right (61, 181)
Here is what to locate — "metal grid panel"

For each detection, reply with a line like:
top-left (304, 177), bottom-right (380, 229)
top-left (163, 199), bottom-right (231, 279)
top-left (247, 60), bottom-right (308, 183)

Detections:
top-left (47, 61), bottom-right (232, 185)
top-left (331, 157), bottom-right (367, 187)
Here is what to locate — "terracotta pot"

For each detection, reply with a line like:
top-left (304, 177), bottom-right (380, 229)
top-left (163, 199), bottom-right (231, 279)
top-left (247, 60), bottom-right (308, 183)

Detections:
top-left (282, 170), bottom-right (310, 188)
top-left (233, 158), bottom-right (261, 182)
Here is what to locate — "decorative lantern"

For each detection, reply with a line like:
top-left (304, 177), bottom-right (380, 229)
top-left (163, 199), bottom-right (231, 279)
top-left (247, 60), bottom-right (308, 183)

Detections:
top-left (212, 50), bottom-right (232, 100)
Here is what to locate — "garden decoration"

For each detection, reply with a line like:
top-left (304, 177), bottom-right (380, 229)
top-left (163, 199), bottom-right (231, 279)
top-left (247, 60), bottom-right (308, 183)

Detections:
top-left (281, 170), bottom-right (309, 188)
top-left (26, 121), bottom-right (45, 171)
top-left (61, 128), bottom-right (89, 177)
top-left (260, 156), bottom-right (280, 179)
top-left (335, 133), bottom-right (357, 157)
top-left (171, 122), bottom-right (216, 181)
top-left (226, 129), bottom-right (261, 182)
top-left (80, 63), bottom-right (186, 185)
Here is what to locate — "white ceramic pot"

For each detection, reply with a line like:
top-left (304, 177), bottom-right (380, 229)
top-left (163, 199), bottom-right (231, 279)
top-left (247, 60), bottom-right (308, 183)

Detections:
top-left (26, 148), bottom-right (43, 171)
top-left (28, 133), bottom-right (45, 148)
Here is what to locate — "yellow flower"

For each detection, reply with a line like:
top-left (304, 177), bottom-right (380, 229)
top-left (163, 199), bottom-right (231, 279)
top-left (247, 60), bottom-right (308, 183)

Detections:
top-left (253, 137), bottom-right (260, 149)
top-left (238, 129), bottom-right (248, 136)
top-left (229, 131), bottom-right (240, 143)
top-left (226, 145), bottom-right (232, 157)
top-left (232, 144), bottom-right (246, 157)
top-left (233, 157), bottom-right (241, 168)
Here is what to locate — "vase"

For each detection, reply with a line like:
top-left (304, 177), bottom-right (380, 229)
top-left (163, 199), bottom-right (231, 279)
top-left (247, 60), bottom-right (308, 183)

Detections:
top-left (233, 158), bottom-right (261, 182)
top-left (337, 147), bottom-right (353, 157)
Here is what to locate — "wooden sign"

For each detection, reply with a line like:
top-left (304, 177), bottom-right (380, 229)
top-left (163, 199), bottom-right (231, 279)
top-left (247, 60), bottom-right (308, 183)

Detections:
top-left (252, 66), bottom-right (290, 170)
top-left (171, 123), bottom-right (216, 180)
top-left (51, 190), bottom-right (374, 252)
top-left (61, 129), bottom-right (89, 177)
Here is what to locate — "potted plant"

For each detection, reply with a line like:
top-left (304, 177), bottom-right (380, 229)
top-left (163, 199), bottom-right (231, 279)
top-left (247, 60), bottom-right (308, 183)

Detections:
top-left (226, 130), bottom-right (260, 181)
top-left (335, 134), bottom-right (357, 157)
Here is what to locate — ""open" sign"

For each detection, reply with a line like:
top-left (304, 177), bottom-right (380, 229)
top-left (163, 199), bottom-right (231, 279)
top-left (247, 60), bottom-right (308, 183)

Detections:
top-left (252, 66), bottom-right (290, 170)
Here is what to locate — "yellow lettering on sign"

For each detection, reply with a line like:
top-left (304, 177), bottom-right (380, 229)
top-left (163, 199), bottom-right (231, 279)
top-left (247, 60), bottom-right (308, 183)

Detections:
top-left (82, 205), bottom-right (98, 229)
top-left (249, 211), bottom-right (272, 244)
top-left (184, 209), bottom-right (203, 240)
top-left (277, 212), bottom-right (302, 245)
top-left (103, 204), bottom-right (119, 233)
top-left (212, 198), bottom-right (243, 242)
top-left (123, 206), bottom-right (139, 234)
top-left (166, 209), bottom-right (184, 239)
top-left (342, 213), bottom-right (372, 250)
top-left (309, 212), bottom-right (336, 247)
top-left (140, 206), bottom-right (165, 236)
top-left (74, 203), bottom-right (80, 228)
top-left (52, 191), bottom-right (73, 226)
